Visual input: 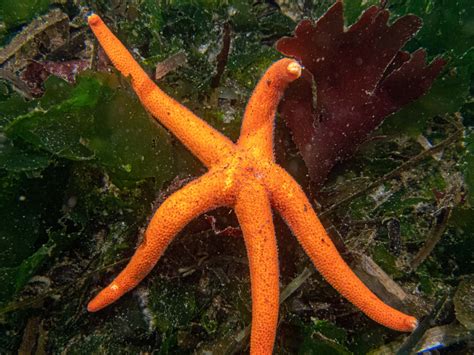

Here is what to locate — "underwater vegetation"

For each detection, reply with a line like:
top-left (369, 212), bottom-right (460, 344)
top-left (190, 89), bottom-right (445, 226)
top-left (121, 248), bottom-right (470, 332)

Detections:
top-left (277, 2), bottom-right (445, 188)
top-left (0, 0), bottom-right (473, 353)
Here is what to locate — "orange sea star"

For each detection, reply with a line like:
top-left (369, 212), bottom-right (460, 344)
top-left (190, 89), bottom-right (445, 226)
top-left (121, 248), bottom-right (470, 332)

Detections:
top-left (87, 13), bottom-right (417, 354)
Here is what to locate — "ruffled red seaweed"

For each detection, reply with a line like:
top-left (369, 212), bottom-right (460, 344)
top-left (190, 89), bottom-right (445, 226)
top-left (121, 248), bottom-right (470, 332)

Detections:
top-left (276, 2), bottom-right (445, 187)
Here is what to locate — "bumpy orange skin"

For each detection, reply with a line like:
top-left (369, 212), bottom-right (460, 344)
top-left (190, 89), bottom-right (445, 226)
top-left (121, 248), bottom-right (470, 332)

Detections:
top-left (87, 14), bottom-right (417, 354)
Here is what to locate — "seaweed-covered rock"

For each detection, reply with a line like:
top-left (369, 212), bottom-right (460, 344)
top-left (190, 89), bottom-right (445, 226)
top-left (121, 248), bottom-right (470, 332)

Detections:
top-left (454, 276), bottom-right (474, 330)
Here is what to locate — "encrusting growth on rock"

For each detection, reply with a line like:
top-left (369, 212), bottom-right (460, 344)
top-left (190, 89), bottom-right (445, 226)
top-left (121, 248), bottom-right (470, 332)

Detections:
top-left (87, 13), bottom-right (417, 354)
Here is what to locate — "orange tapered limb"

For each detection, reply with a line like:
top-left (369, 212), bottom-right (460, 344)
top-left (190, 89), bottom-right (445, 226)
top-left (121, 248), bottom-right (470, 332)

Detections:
top-left (88, 169), bottom-right (231, 312)
top-left (238, 59), bottom-right (301, 160)
top-left (235, 181), bottom-right (279, 354)
top-left (87, 14), bottom-right (235, 168)
top-left (265, 165), bottom-right (418, 332)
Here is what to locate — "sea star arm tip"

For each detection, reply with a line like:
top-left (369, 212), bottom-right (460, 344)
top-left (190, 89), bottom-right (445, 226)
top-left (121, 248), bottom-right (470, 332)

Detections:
top-left (287, 61), bottom-right (302, 79)
top-left (87, 12), bottom-right (100, 25)
top-left (87, 282), bottom-right (121, 312)
top-left (409, 318), bottom-right (418, 331)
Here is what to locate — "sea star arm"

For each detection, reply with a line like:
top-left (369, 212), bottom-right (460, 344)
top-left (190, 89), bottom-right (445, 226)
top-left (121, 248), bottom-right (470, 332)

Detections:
top-left (238, 59), bottom-right (301, 160)
top-left (265, 165), bottom-right (418, 332)
top-left (235, 181), bottom-right (279, 354)
top-left (87, 14), bottom-right (235, 168)
top-left (88, 168), bottom-right (231, 312)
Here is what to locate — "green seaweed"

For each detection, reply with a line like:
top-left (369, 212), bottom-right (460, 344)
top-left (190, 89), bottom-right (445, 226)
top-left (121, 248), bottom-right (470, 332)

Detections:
top-left (148, 280), bottom-right (198, 333)
top-left (0, 0), bottom-right (51, 30)
top-left (5, 72), bottom-right (176, 184)
top-left (385, 49), bottom-right (474, 135)
top-left (298, 318), bottom-right (351, 355)
top-left (464, 130), bottom-right (474, 205)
